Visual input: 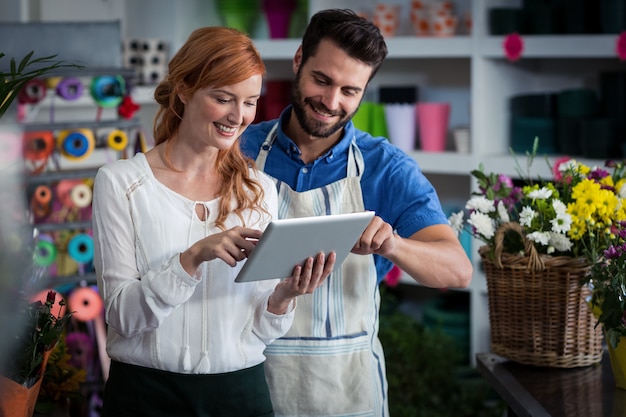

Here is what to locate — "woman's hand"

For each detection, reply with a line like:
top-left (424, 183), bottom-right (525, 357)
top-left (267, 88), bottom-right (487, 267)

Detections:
top-left (180, 226), bottom-right (262, 276)
top-left (267, 251), bottom-right (337, 314)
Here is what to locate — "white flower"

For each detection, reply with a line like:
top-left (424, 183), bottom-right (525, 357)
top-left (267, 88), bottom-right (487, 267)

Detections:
top-left (527, 231), bottom-right (550, 246)
top-left (619, 183), bottom-right (626, 199)
top-left (527, 187), bottom-right (552, 200)
top-left (552, 199), bottom-right (567, 216)
top-left (468, 211), bottom-right (495, 239)
top-left (548, 232), bottom-right (573, 252)
top-left (496, 201), bottom-right (510, 223)
top-left (550, 212), bottom-right (572, 234)
top-left (465, 196), bottom-right (495, 213)
top-left (519, 206), bottom-right (536, 228)
top-left (448, 211), bottom-right (464, 236)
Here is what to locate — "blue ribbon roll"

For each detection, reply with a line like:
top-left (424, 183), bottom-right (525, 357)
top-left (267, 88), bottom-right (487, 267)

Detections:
top-left (58, 129), bottom-right (95, 161)
top-left (67, 233), bottom-right (94, 264)
top-left (90, 75), bottom-right (126, 108)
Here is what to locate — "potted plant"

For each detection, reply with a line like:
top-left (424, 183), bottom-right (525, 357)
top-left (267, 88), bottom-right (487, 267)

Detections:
top-left (0, 51), bottom-right (80, 417)
top-left (582, 220), bottom-right (626, 388)
top-left (448, 138), bottom-right (626, 368)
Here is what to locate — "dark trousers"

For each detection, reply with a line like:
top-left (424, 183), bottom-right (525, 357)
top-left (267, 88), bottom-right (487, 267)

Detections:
top-left (101, 360), bottom-right (274, 417)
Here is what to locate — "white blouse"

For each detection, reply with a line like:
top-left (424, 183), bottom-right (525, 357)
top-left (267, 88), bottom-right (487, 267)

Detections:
top-left (92, 152), bottom-right (293, 374)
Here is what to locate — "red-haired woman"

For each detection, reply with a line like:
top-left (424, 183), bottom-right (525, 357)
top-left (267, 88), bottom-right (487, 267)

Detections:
top-left (93, 27), bottom-right (335, 417)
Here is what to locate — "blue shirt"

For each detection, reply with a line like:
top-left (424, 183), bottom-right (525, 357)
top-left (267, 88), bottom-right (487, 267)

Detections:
top-left (240, 106), bottom-right (448, 283)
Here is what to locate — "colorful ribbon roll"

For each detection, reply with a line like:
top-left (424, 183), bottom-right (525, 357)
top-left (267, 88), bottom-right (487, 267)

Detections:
top-left (56, 77), bottom-right (84, 101)
top-left (70, 183), bottom-right (93, 208)
top-left (67, 233), bottom-right (94, 264)
top-left (90, 75), bottom-right (126, 108)
top-left (57, 128), bottom-right (95, 161)
top-left (68, 286), bottom-right (103, 322)
top-left (33, 238), bottom-right (58, 267)
top-left (31, 184), bottom-right (53, 218)
top-left (23, 131), bottom-right (55, 162)
top-left (18, 78), bottom-right (47, 104)
top-left (105, 129), bottom-right (128, 151)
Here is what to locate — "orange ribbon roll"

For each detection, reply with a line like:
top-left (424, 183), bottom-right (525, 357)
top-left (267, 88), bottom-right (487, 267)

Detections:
top-left (23, 131), bottom-right (55, 162)
top-left (68, 286), bottom-right (103, 322)
top-left (31, 184), bottom-right (53, 218)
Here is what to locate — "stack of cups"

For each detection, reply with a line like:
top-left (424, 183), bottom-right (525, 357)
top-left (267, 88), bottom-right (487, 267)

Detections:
top-left (410, 0), bottom-right (457, 37)
top-left (373, 3), bottom-right (401, 37)
top-left (416, 102), bottom-right (451, 152)
top-left (215, 0), bottom-right (259, 34)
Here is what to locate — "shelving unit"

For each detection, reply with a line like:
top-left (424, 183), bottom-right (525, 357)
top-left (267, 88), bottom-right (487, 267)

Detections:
top-left (5, 0), bottom-right (624, 368)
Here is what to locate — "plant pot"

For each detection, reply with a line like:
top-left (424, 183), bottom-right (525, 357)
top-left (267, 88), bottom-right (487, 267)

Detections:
top-left (607, 335), bottom-right (626, 390)
top-left (0, 350), bottom-right (52, 417)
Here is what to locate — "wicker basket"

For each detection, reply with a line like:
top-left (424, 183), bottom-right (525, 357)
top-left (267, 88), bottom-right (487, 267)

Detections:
top-left (480, 222), bottom-right (604, 368)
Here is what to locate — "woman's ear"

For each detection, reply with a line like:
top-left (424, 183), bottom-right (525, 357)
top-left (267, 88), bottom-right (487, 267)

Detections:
top-left (176, 83), bottom-right (188, 104)
top-left (292, 45), bottom-right (303, 75)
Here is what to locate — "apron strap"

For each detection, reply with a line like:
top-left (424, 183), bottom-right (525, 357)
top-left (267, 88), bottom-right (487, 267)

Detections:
top-left (256, 122), bottom-right (364, 179)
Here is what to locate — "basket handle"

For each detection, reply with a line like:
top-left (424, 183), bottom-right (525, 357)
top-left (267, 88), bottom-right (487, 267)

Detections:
top-left (493, 222), bottom-right (545, 271)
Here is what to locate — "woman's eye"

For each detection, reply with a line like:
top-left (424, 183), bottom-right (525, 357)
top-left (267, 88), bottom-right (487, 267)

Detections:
top-left (245, 101), bottom-right (257, 107)
top-left (216, 97), bottom-right (230, 104)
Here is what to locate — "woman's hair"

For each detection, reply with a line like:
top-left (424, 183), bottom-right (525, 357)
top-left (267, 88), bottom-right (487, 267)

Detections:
top-left (300, 9), bottom-right (388, 82)
top-left (152, 27), bottom-right (268, 230)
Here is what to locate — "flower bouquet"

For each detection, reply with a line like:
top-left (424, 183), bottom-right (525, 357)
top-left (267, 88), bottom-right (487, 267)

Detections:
top-left (0, 291), bottom-right (72, 417)
top-left (449, 139), bottom-right (626, 367)
top-left (583, 221), bottom-right (626, 349)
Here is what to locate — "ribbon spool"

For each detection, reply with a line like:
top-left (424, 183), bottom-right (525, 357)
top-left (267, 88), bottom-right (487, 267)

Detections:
top-left (67, 233), bottom-right (94, 264)
top-left (90, 75), bottom-right (126, 108)
top-left (68, 286), bottom-right (103, 322)
top-left (70, 183), bottom-right (93, 208)
top-left (31, 184), bottom-right (53, 218)
top-left (105, 129), bottom-right (128, 151)
top-left (18, 78), bottom-right (47, 104)
top-left (23, 131), bottom-right (55, 162)
top-left (56, 77), bottom-right (84, 101)
top-left (34, 238), bottom-right (58, 267)
top-left (57, 128), bottom-right (95, 161)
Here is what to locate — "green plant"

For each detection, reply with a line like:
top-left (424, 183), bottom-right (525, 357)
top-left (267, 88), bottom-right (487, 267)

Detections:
top-left (4, 291), bottom-right (73, 388)
top-left (378, 286), bottom-right (505, 417)
top-left (35, 336), bottom-right (86, 415)
top-left (582, 220), bottom-right (626, 348)
top-left (0, 51), bottom-right (82, 117)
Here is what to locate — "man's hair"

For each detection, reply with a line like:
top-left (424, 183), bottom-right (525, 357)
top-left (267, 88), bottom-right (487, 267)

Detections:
top-left (300, 8), bottom-right (388, 81)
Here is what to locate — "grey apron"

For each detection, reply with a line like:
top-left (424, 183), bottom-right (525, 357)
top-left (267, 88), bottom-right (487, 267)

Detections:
top-left (256, 124), bottom-right (388, 416)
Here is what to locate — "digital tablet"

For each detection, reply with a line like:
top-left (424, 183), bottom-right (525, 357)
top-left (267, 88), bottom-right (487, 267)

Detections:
top-left (235, 211), bottom-right (375, 283)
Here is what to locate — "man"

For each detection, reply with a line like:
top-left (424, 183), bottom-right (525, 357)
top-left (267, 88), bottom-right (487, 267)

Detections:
top-left (241, 8), bottom-right (473, 416)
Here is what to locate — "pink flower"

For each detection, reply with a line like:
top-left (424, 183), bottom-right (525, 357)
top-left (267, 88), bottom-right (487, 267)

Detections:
top-left (617, 32), bottom-right (626, 61)
top-left (385, 265), bottom-right (403, 287)
top-left (503, 33), bottom-right (524, 62)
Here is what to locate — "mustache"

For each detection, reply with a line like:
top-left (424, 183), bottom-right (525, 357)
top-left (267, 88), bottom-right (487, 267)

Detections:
top-left (304, 98), bottom-right (345, 118)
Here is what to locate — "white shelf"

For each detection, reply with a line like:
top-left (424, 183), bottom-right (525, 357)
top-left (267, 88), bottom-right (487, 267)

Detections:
top-left (480, 35), bottom-right (621, 59)
top-left (13, 0), bottom-right (624, 370)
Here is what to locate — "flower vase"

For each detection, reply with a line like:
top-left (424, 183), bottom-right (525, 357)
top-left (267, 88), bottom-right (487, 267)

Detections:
top-left (262, 0), bottom-right (296, 39)
top-left (0, 349), bottom-right (53, 417)
top-left (607, 336), bottom-right (626, 390)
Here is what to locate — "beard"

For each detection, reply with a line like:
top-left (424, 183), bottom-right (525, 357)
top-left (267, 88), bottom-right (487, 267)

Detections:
top-left (291, 71), bottom-right (357, 138)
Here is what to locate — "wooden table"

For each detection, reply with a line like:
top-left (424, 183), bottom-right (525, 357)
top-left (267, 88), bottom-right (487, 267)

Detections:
top-left (476, 351), bottom-right (626, 417)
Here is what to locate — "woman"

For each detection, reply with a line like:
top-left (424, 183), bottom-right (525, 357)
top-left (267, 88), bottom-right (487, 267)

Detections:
top-left (92, 27), bottom-right (335, 417)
